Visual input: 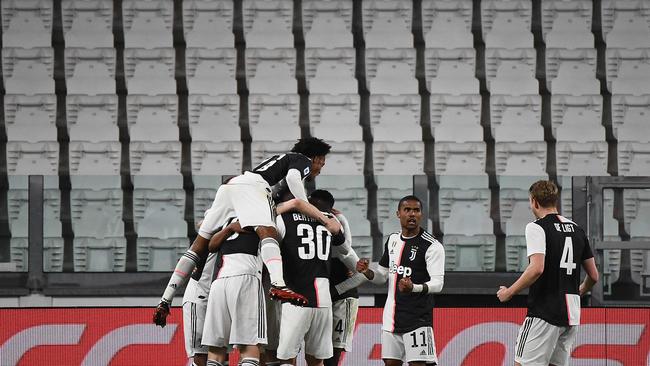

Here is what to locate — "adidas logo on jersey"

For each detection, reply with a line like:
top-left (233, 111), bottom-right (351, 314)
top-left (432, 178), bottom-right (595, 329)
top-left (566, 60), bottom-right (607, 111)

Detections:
top-left (389, 263), bottom-right (412, 277)
top-left (420, 350), bottom-right (426, 356)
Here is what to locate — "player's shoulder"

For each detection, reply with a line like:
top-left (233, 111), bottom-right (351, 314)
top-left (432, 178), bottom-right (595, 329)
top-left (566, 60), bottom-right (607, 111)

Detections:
top-left (419, 230), bottom-right (442, 249)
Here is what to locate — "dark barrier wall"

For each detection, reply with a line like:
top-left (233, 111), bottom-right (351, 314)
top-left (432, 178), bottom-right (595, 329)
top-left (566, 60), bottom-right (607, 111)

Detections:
top-left (1, 308), bottom-right (649, 365)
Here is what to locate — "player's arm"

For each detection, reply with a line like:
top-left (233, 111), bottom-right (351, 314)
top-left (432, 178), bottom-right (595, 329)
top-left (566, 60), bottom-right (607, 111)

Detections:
top-left (357, 259), bottom-right (389, 285)
top-left (208, 220), bottom-right (245, 252)
top-left (399, 244), bottom-right (445, 294)
top-left (285, 169), bottom-right (342, 234)
top-left (331, 213), bottom-right (360, 271)
top-left (276, 198), bottom-right (341, 234)
top-left (497, 222), bottom-right (546, 302)
top-left (579, 257), bottom-right (599, 296)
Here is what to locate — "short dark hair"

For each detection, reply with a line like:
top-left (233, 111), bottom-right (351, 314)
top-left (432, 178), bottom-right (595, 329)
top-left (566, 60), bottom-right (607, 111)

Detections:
top-left (529, 180), bottom-right (559, 208)
top-left (397, 195), bottom-right (422, 210)
top-left (291, 137), bottom-right (331, 158)
top-left (309, 189), bottom-right (335, 212)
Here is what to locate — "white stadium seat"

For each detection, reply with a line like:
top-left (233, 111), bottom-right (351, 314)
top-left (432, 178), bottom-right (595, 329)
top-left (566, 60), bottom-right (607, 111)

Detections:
top-left (606, 49), bottom-right (650, 95)
top-left (122, 0), bottom-right (173, 48)
top-left (365, 48), bottom-right (418, 95)
top-left (246, 48), bottom-right (297, 94)
top-left (186, 48), bottom-right (237, 95)
top-left (188, 94), bottom-right (240, 142)
top-left (546, 48), bottom-right (599, 95)
top-left (319, 141), bottom-right (365, 176)
top-left (542, 0), bottom-right (593, 49)
top-left (302, 0), bottom-right (353, 49)
top-left (602, 0), bottom-right (650, 48)
top-left (362, 0), bottom-right (413, 49)
top-left (191, 142), bottom-right (243, 176)
top-left (369, 94), bottom-right (421, 143)
top-left (2, 47), bottom-right (54, 95)
top-left (183, 0), bottom-right (234, 48)
top-left (127, 95), bottom-right (178, 143)
top-left (421, 0), bottom-right (473, 49)
top-left (66, 95), bottom-right (119, 142)
top-left (4, 94), bottom-right (57, 143)
top-left (2, 0), bottom-right (52, 48)
top-left (65, 48), bottom-right (116, 95)
top-left (482, 0), bottom-right (533, 49)
top-left (373, 142), bottom-right (424, 175)
top-left (304, 48), bottom-right (357, 94)
top-left (485, 48), bottom-right (538, 95)
top-left (248, 94), bottom-right (300, 142)
top-left (243, 0), bottom-right (293, 49)
top-left (62, 0), bottom-right (113, 48)
top-left (425, 48), bottom-right (478, 95)
top-left (431, 94), bottom-right (482, 142)
top-left (124, 48), bottom-right (176, 95)
top-left (309, 94), bottom-right (362, 142)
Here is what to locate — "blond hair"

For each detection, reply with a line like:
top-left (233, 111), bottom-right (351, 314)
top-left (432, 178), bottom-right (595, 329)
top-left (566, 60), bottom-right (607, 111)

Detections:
top-left (529, 180), bottom-right (559, 208)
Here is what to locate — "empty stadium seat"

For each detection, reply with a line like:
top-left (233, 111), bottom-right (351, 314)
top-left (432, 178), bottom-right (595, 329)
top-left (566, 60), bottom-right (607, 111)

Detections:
top-left (362, 0), bottom-right (413, 48)
top-left (188, 94), bottom-right (240, 142)
top-left (365, 48), bottom-right (418, 95)
top-left (319, 141), bottom-right (365, 176)
top-left (7, 142), bottom-right (59, 175)
top-left (65, 48), bottom-right (116, 95)
top-left (127, 95), bottom-right (178, 143)
top-left (546, 48), bottom-right (599, 95)
top-left (70, 176), bottom-right (124, 239)
top-left (438, 176), bottom-right (495, 271)
top-left (424, 48), bottom-right (478, 94)
top-left (618, 143), bottom-right (650, 176)
top-left (601, 0), bottom-right (650, 48)
top-left (133, 175), bottom-right (187, 271)
top-left (435, 143), bottom-right (487, 177)
top-left (304, 48), bottom-right (357, 94)
top-left (376, 176), bottom-right (412, 235)
top-left (317, 175), bottom-right (372, 258)
top-left (248, 94), bottom-right (300, 142)
top-left (606, 49), bottom-right (650, 95)
top-left (183, 0), bottom-right (234, 48)
top-left (551, 95), bottom-right (604, 142)
top-left (500, 182), bottom-right (537, 271)
top-left (124, 48), bottom-right (176, 95)
top-left (122, 0), bottom-right (173, 48)
top-left (623, 189), bottom-right (650, 292)
top-left (186, 48), bottom-right (237, 95)
top-left (2, 48), bottom-right (54, 95)
top-left (556, 142), bottom-right (609, 176)
top-left (369, 94), bottom-right (421, 143)
top-left (246, 48), bottom-right (296, 94)
top-left (482, 0), bottom-right (533, 49)
top-left (74, 237), bottom-right (127, 272)
top-left (612, 94), bottom-right (650, 140)
top-left (542, 0), bottom-right (593, 49)
top-left (191, 142), bottom-right (243, 175)
top-left (373, 142), bottom-right (424, 175)
top-left (302, 0), bottom-right (353, 48)
top-left (309, 94), bottom-right (361, 142)
top-left (431, 94), bottom-right (482, 142)
top-left (485, 48), bottom-right (538, 95)
top-left (4, 94), bottom-right (57, 143)
top-left (62, 0), bottom-right (113, 48)
top-left (243, 0), bottom-right (293, 49)
top-left (2, 0), bottom-right (52, 48)
top-left (193, 175), bottom-right (220, 228)
top-left (421, 0), bottom-right (473, 49)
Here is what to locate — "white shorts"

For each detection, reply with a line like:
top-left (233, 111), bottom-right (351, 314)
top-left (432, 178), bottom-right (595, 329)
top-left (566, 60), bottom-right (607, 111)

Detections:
top-left (264, 293), bottom-right (282, 351)
top-left (198, 172), bottom-right (274, 238)
top-left (381, 326), bottom-right (438, 364)
top-left (277, 303), bottom-right (333, 360)
top-left (515, 317), bottom-right (578, 366)
top-left (202, 274), bottom-right (267, 347)
top-left (182, 299), bottom-right (208, 357)
top-left (332, 297), bottom-right (359, 352)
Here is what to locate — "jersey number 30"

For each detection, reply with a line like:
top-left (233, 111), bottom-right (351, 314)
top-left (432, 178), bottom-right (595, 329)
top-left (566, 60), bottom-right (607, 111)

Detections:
top-left (297, 224), bottom-right (331, 260)
top-left (560, 237), bottom-right (577, 275)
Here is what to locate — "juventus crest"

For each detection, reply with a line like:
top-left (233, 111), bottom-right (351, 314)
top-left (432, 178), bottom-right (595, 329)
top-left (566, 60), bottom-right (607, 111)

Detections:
top-left (409, 246), bottom-right (418, 261)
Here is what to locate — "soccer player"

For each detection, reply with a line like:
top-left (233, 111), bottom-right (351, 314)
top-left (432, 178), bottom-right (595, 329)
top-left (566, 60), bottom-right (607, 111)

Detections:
top-left (201, 217), bottom-right (266, 366)
top-left (153, 137), bottom-right (340, 321)
top-left (357, 195), bottom-right (445, 366)
top-left (497, 180), bottom-right (599, 366)
top-left (275, 190), bottom-right (346, 366)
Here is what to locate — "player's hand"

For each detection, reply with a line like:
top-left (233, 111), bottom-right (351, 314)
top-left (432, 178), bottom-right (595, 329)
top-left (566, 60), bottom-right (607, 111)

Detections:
top-left (324, 217), bottom-right (342, 235)
top-left (153, 301), bottom-right (171, 327)
top-left (331, 207), bottom-right (342, 215)
top-left (356, 259), bottom-right (369, 273)
top-left (227, 221), bottom-right (245, 233)
top-left (398, 277), bottom-right (414, 293)
top-left (497, 286), bottom-right (512, 303)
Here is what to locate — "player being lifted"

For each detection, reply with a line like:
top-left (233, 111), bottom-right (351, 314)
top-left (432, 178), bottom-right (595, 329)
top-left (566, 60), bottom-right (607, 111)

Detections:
top-left (497, 180), bottom-right (599, 366)
top-left (357, 195), bottom-right (445, 366)
top-left (275, 190), bottom-right (346, 366)
top-left (153, 137), bottom-right (340, 322)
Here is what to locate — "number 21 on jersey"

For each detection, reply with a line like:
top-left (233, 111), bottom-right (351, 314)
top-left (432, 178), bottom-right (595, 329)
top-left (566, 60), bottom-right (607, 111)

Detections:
top-left (560, 237), bottom-right (577, 275)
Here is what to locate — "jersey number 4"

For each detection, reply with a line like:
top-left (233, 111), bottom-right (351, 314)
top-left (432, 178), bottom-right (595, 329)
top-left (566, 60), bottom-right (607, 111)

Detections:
top-left (560, 237), bottom-right (577, 275)
top-left (297, 223), bottom-right (331, 260)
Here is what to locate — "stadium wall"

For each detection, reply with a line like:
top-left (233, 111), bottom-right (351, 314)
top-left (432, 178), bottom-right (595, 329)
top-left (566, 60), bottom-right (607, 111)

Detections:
top-left (1, 307), bottom-right (648, 366)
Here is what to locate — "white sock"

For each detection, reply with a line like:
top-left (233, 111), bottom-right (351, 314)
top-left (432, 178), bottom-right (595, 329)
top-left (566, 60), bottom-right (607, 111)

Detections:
top-left (260, 237), bottom-right (286, 287)
top-left (161, 250), bottom-right (199, 303)
top-left (240, 357), bottom-right (260, 366)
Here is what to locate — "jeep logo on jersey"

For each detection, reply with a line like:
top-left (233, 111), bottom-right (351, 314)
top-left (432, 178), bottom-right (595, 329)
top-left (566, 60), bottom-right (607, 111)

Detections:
top-left (389, 262), bottom-right (412, 277)
top-left (409, 246), bottom-right (418, 261)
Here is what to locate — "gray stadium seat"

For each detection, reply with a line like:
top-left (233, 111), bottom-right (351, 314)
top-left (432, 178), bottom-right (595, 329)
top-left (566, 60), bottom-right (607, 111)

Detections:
top-left (612, 95), bottom-right (650, 140)
top-left (546, 48), bottom-right (599, 95)
top-left (246, 49), bottom-right (297, 94)
top-left (421, 0), bottom-right (473, 49)
top-left (431, 94), bottom-right (482, 143)
top-left (243, 0), bottom-right (293, 49)
top-left (186, 48), bottom-right (237, 95)
top-left (500, 183), bottom-right (537, 272)
top-left (624, 189), bottom-right (650, 293)
top-left (373, 142), bottom-right (424, 175)
top-left (248, 94), bottom-right (300, 142)
top-left (309, 94), bottom-right (362, 143)
top-left (191, 142), bottom-right (243, 175)
top-left (319, 141), bottom-right (365, 176)
top-left (183, 0), bottom-right (234, 49)
top-left (2, 0), bottom-right (52, 48)
top-left (362, 0), bottom-right (413, 49)
top-left (74, 237), bottom-right (126, 272)
top-left (122, 0), bottom-right (173, 48)
top-left (124, 48), bottom-right (176, 95)
top-left (542, 0), bottom-right (593, 49)
top-left (485, 48), bottom-right (538, 95)
top-left (65, 48), bottom-right (116, 95)
top-left (188, 94), bottom-right (240, 142)
top-left (193, 175), bottom-right (221, 228)
top-left (302, 0), bottom-right (353, 49)
top-left (69, 142), bottom-right (121, 176)
top-left (481, 0), bottom-right (533, 49)
top-left (365, 49), bottom-right (418, 95)
top-left (425, 49), bottom-right (478, 94)
top-left (435, 143), bottom-right (486, 177)
top-left (127, 94), bottom-right (178, 143)
top-left (7, 142), bottom-right (59, 175)
top-left (304, 48), bottom-right (357, 94)
top-left (4, 94), bottom-right (57, 143)
top-left (602, 0), bottom-right (650, 48)
top-left (251, 141), bottom-right (296, 170)
top-left (606, 49), bottom-right (650, 95)
top-left (376, 176), bottom-right (412, 235)
top-left (370, 94), bottom-right (421, 143)
top-left (2, 48), bottom-right (54, 95)
top-left (62, 0), bottom-right (113, 48)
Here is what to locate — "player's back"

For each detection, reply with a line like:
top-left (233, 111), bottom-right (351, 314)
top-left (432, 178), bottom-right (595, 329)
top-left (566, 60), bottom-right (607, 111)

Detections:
top-left (212, 217), bottom-right (263, 280)
top-left (252, 152), bottom-right (311, 186)
top-left (278, 210), bottom-right (344, 307)
top-left (527, 214), bottom-right (593, 326)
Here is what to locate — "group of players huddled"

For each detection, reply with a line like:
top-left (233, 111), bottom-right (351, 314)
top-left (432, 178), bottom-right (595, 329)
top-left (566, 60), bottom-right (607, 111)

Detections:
top-left (152, 137), bottom-right (445, 366)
